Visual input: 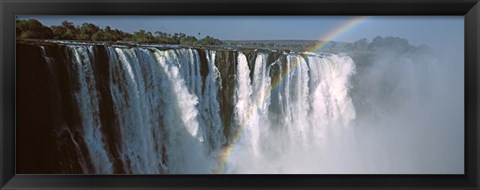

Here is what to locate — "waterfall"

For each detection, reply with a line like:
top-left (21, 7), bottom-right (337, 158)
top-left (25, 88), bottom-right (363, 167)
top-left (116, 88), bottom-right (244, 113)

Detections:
top-left (201, 50), bottom-right (226, 150)
top-left (68, 45), bottom-right (114, 174)
top-left (37, 44), bottom-right (357, 174)
top-left (223, 52), bottom-right (356, 173)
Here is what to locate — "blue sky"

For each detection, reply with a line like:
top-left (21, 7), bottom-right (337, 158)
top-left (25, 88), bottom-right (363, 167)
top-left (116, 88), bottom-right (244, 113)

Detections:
top-left (17, 16), bottom-right (463, 48)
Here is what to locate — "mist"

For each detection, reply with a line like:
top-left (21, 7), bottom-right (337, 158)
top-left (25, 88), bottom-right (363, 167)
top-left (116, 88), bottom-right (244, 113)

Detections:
top-left (223, 36), bottom-right (464, 174)
top-left (17, 37), bottom-right (463, 174)
top-left (346, 37), bottom-right (464, 174)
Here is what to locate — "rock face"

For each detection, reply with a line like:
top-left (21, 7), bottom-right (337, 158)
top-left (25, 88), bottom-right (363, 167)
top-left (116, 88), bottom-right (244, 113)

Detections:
top-left (16, 40), bottom-right (357, 174)
top-left (17, 43), bottom-right (126, 173)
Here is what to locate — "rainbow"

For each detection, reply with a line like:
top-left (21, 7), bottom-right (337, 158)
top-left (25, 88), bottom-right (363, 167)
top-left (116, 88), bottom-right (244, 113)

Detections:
top-left (214, 16), bottom-right (369, 174)
top-left (306, 16), bottom-right (369, 52)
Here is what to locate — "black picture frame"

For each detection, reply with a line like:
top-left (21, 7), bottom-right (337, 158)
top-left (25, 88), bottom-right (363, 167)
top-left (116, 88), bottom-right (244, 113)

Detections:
top-left (1, 0), bottom-right (479, 189)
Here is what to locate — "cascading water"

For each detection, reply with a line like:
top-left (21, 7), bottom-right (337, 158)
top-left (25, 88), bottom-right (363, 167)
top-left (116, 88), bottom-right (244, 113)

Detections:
top-left (69, 45), bottom-right (113, 174)
top-left (223, 52), bottom-right (356, 174)
top-left (32, 43), bottom-right (357, 174)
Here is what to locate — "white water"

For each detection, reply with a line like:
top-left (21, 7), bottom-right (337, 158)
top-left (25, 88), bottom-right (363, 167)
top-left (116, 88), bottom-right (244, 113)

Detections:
top-left (107, 47), bottom-right (214, 173)
top-left (55, 45), bottom-right (462, 174)
top-left (224, 53), bottom-right (356, 173)
top-left (202, 50), bottom-right (226, 150)
top-left (69, 46), bottom-right (113, 174)
top-left (63, 45), bottom-right (360, 174)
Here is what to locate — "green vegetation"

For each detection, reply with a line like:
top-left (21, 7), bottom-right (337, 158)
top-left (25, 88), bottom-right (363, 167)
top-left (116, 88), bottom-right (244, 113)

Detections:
top-left (223, 36), bottom-right (424, 54)
top-left (16, 19), bottom-right (54, 39)
top-left (17, 19), bottom-right (426, 54)
top-left (16, 19), bottom-right (223, 46)
top-left (224, 40), bottom-right (316, 51)
top-left (223, 40), bottom-right (355, 52)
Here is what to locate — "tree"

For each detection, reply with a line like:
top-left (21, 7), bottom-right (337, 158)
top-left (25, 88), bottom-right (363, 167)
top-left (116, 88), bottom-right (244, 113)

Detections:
top-left (50, 20), bottom-right (79, 40)
top-left (79, 23), bottom-right (100, 40)
top-left (131, 29), bottom-right (155, 43)
top-left (198, 35), bottom-right (222, 46)
top-left (16, 19), bottom-right (54, 39)
top-left (92, 30), bottom-right (112, 41)
top-left (16, 19), bottom-right (224, 45)
top-left (353, 38), bottom-right (368, 50)
top-left (179, 36), bottom-right (198, 45)
top-left (369, 36), bottom-right (410, 52)
top-left (171, 33), bottom-right (181, 44)
top-left (155, 31), bottom-right (170, 44)
top-left (61, 20), bottom-right (76, 30)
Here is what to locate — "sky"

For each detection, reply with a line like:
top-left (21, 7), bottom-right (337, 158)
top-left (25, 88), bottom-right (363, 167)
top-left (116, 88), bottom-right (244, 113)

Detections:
top-left (17, 16), bottom-right (463, 48)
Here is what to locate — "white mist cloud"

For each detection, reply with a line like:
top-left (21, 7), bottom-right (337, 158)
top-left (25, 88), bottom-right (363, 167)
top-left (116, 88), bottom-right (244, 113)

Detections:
top-left (224, 39), bottom-right (464, 174)
top-left (347, 44), bottom-right (464, 174)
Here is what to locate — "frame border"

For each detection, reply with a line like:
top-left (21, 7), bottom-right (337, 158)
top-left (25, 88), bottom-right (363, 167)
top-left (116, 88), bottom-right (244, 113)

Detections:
top-left (1, 0), bottom-right (479, 189)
